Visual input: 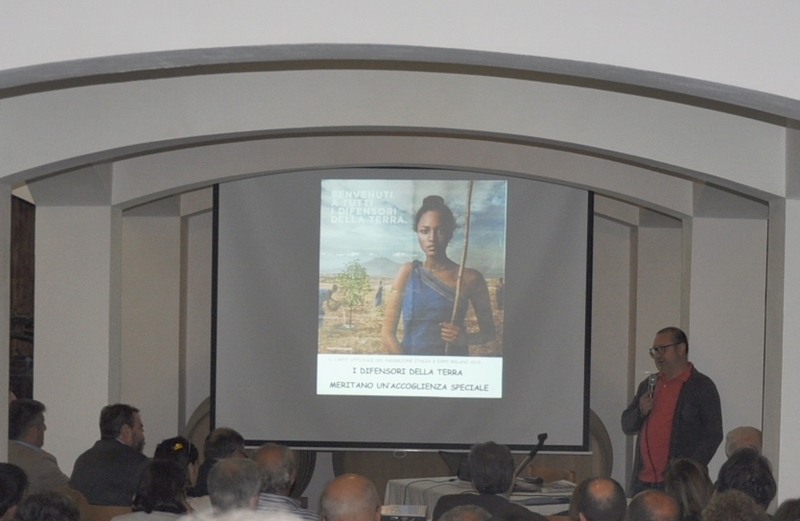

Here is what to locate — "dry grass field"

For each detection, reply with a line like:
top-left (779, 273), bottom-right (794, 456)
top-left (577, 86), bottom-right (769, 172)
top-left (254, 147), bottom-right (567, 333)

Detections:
top-left (318, 277), bottom-right (503, 356)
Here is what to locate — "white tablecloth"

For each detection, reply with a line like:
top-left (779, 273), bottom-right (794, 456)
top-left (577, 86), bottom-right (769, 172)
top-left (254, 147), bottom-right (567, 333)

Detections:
top-left (384, 477), bottom-right (574, 519)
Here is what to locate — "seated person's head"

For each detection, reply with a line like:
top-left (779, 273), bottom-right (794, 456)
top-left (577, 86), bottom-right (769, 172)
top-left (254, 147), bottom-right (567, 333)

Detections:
top-left (9, 399), bottom-right (47, 446)
top-left (701, 490), bottom-right (769, 521)
top-left (0, 463), bottom-right (28, 521)
top-left (154, 436), bottom-right (200, 489)
top-left (662, 458), bottom-right (714, 521)
top-left (627, 490), bottom-right (680, 521)
top-left (132, 460), bottom-right (188, 514)
top-left (725, 427), bottom-right (762, 458)
top-left (774, 498), bottom-right (800, 521)
top-left (439, 505), bottom-right (491, 521)
top-left (715, 448), bottom-right (776, 509)
top-left (204, 427), bottom-right (246, 460)
top-left (99, 403), bottom-right (144, 450)
top-left (15, 492), bottom-right (80, 521)
top-left (467, 441), bottom-right (514, 495)
top-left (319, 474), bottom-right (381, 521)
top-left (208, 458), bottom-right (262, 513)
top-left (253, 443), bottom-right (296, 496)
top-left (568, 477), bottom-right (626, 521)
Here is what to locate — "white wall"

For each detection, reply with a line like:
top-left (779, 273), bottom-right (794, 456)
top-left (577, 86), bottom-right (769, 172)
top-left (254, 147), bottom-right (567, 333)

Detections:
top-left (33, 205), bottom-right (121, 471)
top-left (591, 212), bottom-right (634, 486)
top-left (182, 210), bottom-right (213, 426)
top-left (688, 217), bottom-right (767, 477)
top-left (121, 204), bottom-right (182, 456)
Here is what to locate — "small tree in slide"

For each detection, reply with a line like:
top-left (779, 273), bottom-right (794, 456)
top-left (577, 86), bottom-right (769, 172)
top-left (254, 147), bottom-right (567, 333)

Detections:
top-left (335, 260), bottom-right (371, 328)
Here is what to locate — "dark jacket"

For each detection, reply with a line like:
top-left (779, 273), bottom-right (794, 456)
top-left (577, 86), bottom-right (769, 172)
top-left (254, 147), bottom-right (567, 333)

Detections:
top-left (69, 438), bottom-right (149, 506)
top-left (433, 493), bottom-right (548, 521)
top-left (621, 366), bottom-right (722, 491)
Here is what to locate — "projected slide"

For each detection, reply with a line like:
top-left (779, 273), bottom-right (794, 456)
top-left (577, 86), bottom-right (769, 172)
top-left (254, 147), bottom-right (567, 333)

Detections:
top-left (317, 179), bottom-right (507, 398)
top-left (215, 168), bottom-right (590, 449)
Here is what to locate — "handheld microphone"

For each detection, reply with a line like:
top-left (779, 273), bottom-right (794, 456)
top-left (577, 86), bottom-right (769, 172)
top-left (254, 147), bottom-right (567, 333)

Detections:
top-left (647, 373), bottom-right (657, 394)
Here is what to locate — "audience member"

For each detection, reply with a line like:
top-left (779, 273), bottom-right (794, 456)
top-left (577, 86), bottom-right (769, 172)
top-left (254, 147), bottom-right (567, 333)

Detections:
top-left (319, 474), bottom-right (381, 521)
top-left (432, 441), bottom-right (547, 521)
top-left (8, 398), bottom-right (70, 494)
top-left (627, 490), bottom-right (680, 521)
top-left (70, 403), bottom-right (149, 506)
top-left (567, 477), bottom-right (626, 521)
top-left (15, 491), bottom-right (80, 521)
top-left (154, 436), bottom-right (200, 490)
top-left (725, 427), bottom-right (763, 458)
top-left (715, 447), bottom-right (776, 509)
top-left (112, 460), bottom-right (189, 521)
top-left (662, 458), bottom-right (713, 521)
top-left (0, 463), bottom-right (28, 521)
top-left (252, 443), bottom-right (318, 521)
top-left (773, 498), bottom-right (800, 521)
top-left (190, 427), bottom-right (246, 497)
top-left (154, 436), bottom-right (206, 513)
top-left (439, 505), bottom-right (492, 521)
top-left (207, 458), bottom-right (262, 513)
top-left (701, 490), bottom-right (769, 521)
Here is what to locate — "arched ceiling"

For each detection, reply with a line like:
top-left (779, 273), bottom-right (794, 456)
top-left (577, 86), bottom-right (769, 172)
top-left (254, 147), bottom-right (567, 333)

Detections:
top-left (3, 45), bottom-right (788, 218)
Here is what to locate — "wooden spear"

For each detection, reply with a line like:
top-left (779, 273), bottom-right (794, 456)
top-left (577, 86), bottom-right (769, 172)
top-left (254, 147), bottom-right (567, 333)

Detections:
top-left (446, 180), bottom-right (473, 355)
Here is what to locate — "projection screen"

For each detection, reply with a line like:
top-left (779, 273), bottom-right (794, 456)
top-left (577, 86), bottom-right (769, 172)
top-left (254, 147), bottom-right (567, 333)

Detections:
top-left (214, 168), bottom-right (592, 451)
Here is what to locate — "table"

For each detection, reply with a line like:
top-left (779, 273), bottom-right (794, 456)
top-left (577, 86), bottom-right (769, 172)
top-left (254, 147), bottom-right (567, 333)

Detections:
top-left (385, 477), bottom-right (575, 519)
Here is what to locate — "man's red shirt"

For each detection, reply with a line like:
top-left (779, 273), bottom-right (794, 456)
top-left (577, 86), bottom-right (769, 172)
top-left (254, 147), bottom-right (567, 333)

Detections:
top-left (637, 363), bottom-right (693, 483)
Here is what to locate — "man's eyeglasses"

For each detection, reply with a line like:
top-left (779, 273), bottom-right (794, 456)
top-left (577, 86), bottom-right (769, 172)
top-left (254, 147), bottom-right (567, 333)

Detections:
top-left (649, 342), bottom-right (680, 358)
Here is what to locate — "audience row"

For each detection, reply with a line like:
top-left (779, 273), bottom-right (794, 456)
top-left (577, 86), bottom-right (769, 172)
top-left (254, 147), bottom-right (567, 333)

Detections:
top-left (1, 397), bottom-right (794, 521)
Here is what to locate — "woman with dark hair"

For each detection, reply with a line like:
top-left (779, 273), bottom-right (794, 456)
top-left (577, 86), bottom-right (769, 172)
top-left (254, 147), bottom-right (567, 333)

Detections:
top-left (381, 195), bottom-right (495, 356)
top-left (154, 436), bottom-right (200, 490)
top-left (663, 458), bottom-right (714, 521)
top-left (112, 460), bottom-right (189, 521)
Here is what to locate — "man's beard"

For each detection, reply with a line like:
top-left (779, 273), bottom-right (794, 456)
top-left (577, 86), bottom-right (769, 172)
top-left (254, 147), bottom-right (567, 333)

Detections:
top-left (134, 438), bottom-right (145, 452)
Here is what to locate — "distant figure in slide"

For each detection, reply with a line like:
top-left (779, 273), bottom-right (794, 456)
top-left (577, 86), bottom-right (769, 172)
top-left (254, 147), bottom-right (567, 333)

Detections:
top-left (374, 280), bottom-right (383, 307)
top-left (318, 284), bottom-right (339, 328)
top-left (381, 195), bottom-right (495, 356)
top-left (495, 278), bottom-right (504, 311)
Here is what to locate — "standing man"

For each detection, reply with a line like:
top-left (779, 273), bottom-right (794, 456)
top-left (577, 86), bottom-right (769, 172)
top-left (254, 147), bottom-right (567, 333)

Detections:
top-left (70, 403), bottom-right (148, 506)
top-left (621, 327), bottom-right (722, 496)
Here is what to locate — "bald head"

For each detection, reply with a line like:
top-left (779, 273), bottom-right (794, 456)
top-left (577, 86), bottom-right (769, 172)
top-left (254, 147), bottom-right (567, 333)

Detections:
top-left (569, 477), bottom-right (626, 521)
top-left (319, 474), bottom-right (381, 521)
top-left (253, 443), bottom-right (296, 495)
top-left (725, 427), bottom-right (762, 458)
top-left (627, 490), bottom-right (680, 521)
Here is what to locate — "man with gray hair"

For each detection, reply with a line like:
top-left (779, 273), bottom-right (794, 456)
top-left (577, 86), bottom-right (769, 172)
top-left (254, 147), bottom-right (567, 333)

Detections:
top-left (319, 474), bottom-right (381, 521)
top-left (725, 426), bottom-right (762, 458)
top-left (208, 458), bottom-right (262, 513)
top-left (253, 443), bottom-right (318, 521)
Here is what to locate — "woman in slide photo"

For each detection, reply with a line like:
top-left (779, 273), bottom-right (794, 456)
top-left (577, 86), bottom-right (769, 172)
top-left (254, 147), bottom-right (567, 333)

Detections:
top-left (381, 195), bottom-right (495, 356)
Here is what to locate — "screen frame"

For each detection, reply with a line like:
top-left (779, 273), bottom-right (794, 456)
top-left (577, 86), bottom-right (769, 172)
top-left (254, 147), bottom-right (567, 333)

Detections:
top-left (209, 168), bottom-right (594, 453)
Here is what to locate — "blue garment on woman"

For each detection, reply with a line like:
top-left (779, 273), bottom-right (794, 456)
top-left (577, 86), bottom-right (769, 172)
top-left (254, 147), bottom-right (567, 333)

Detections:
top-left (401, 261), bottom-right (469, 355)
